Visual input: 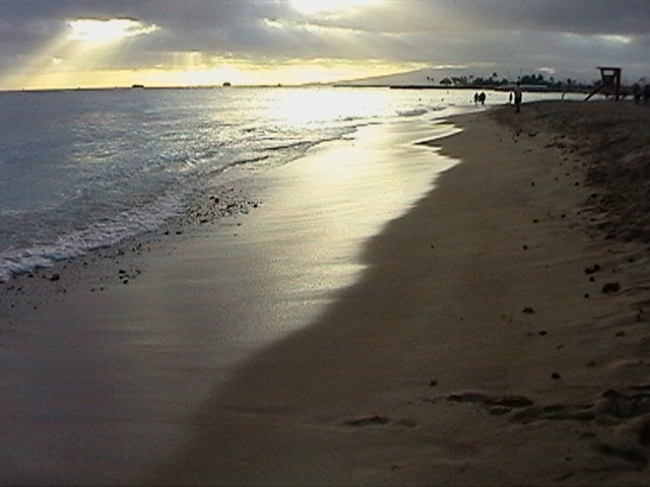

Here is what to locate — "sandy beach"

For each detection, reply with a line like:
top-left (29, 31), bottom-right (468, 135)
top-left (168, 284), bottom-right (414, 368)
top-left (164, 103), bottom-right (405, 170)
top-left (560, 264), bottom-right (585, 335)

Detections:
top-left (3, 100), bottom-right (650, 486)
top-left (156, 101), bottom-right (650, 486)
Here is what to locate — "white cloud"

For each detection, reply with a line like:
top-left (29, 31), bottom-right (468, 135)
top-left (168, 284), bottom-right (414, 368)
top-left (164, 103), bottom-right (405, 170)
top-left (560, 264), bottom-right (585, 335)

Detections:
top-left (67, 18), bottom-right (158, 43)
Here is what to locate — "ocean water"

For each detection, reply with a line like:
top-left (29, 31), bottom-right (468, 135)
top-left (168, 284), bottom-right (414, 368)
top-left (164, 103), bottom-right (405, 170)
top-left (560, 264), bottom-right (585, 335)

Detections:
top-left (0, 86), bottom-right (573, 281)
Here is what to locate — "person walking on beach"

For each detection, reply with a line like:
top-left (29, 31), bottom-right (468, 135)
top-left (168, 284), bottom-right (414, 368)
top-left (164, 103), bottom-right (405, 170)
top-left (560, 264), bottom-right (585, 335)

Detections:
top-left (513, 81), bottom-right (523, 113)
top-left (633, 84), bottom-right (642, 105)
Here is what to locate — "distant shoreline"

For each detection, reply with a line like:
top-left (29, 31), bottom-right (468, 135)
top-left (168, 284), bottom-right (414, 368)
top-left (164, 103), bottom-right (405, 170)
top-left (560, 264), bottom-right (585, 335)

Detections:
top-left (0, 83), bottom-right (591, 95)
top-left (335, 83), bottom-right (591, 94)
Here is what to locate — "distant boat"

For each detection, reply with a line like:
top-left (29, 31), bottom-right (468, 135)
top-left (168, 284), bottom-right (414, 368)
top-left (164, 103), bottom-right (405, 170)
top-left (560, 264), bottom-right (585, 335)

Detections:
top-left (223, 82), bottom-right (231, 87)
top-left (131, 84), bottom-right (145, 89)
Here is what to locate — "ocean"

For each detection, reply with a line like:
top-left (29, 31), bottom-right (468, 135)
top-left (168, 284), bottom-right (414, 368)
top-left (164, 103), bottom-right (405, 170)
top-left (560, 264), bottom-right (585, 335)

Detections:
top-left (0, 86), bottom-right (577, 282)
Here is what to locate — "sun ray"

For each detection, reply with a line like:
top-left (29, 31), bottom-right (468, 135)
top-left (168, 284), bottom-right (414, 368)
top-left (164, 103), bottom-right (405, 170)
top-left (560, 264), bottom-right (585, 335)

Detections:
top-left (1, 18), bottom-right (159, 90)
top-left (68, 18), bottom-right (158, 43)
top-left (0, 11), bottom-right (412, 90)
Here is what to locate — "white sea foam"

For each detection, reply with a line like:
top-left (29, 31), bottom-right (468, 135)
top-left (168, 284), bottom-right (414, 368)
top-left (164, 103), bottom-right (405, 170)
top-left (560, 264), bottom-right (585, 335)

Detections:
top-left (0, 193), bottom-right (183, 281)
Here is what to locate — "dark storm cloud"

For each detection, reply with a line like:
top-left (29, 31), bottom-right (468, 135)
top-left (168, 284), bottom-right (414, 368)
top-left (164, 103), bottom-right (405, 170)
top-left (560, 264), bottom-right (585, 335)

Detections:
top-left (1, 0), bottom-right (650, 81)
top-left (420, 0), bottom-right (650, 35)
top-left (3, 0), bottom-right (650, 42)
top-left (0, 1), bottom-right (286, 49)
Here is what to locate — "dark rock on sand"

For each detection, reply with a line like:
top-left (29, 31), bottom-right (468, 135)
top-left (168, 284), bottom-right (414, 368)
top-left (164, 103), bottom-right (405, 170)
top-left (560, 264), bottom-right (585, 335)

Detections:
top-left (602, 282), bottom-right (621, 294)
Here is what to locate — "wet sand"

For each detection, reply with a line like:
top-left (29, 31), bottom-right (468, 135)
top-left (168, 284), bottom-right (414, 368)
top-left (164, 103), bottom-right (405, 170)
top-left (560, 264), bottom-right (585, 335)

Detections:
top-left (156, 101), bottom-right (650, 486)
top-left (0, 119), bottom-right (458, 485)
top-left (3, 101), bottom-right (650, 485)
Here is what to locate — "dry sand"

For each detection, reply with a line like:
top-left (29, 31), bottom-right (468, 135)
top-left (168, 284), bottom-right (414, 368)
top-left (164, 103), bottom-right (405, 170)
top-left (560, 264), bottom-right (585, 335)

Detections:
top-left (3, 100), bottom-right (650, 486)
top-left (155, 101), bottom-right (650, 486)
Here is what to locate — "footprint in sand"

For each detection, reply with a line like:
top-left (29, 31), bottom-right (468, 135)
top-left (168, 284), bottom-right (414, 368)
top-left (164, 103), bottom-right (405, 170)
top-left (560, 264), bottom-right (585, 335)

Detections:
top-left (341, 415), bottom-right (391, 427)
top-left (597, 444), bottom-right (648, 471)
top-left (441, 387), bottom-right (650, 470)
top-left (340, 415), bottom-right (418, 429)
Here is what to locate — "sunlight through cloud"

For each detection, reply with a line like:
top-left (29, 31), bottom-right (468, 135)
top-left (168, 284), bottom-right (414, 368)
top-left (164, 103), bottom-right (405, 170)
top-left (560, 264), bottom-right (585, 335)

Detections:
top-left (600, 34), bottom-right (633, 45)
top-left (291, 0), bottom-right (376, 15)
top-left (68, 18), bottom-right (158, 43)
top-left (1, 18), bottom-right (159, 90)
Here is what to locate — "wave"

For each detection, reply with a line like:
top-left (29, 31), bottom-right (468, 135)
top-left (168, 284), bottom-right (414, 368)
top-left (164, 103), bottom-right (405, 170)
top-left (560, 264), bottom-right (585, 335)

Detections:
top-left (264, 139), bottom-right (316, 152)
top-left (0, 194), bottom-right (184, 282)
top-left (397, 108), bottom-right (429, 118)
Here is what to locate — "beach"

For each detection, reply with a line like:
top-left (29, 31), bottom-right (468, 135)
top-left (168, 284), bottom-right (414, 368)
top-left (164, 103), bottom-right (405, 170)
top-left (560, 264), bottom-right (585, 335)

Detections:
top-left (0, 114), bottom-right (458, 485)
top-left (156, 101), bottom-right (650, 486)
top-left (3, 100), bottom-right (650, 485)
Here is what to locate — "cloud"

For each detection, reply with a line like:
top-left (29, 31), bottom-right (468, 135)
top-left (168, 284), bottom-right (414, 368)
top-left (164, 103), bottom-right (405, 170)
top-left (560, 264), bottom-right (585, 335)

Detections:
top-left (1, 0), bottom-right (650, 88)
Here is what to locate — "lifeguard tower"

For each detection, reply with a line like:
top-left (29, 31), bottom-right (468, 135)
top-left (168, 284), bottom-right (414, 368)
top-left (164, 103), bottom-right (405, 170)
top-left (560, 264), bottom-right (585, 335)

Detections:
top-left (586, 66), bottom-right (622, 101)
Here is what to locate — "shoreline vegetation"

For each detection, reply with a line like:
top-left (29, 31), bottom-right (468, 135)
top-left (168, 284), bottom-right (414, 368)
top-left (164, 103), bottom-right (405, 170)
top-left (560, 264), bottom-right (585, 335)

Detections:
top-left (337, 71), bottom-right (606, 94)
top-left (3, 100), bottom-right (650, 484)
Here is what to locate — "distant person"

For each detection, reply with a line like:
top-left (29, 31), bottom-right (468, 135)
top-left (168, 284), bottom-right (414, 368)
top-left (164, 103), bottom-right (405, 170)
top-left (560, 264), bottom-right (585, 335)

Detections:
top-left (513, 82), bottom-right (523, 113)
top-left (633, 84), bottom-right (641, 105)
top-left (479, 92), bottom-right (486, 105)
top-left (474, 92), bottom-right (479, 104)
top-left (509, 92), bottom-right (513, 105)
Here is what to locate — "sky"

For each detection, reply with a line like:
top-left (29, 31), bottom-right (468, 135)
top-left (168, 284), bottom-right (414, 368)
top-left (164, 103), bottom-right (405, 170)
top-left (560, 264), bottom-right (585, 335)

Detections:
top-left (1, 0), bottom-right (649, 90)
